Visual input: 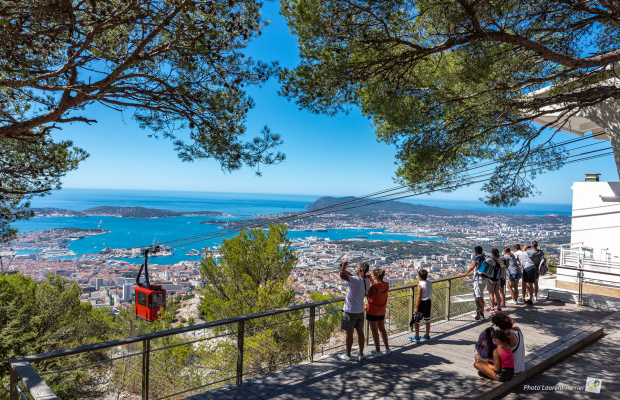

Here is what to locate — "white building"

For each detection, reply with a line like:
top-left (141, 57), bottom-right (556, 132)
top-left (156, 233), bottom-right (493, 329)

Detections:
top-left (123, 283), bottom-right (133, 302)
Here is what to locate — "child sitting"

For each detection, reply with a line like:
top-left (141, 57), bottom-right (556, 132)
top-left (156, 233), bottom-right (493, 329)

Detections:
top-left (408, 269), bottom-right (432, 343)
top-left (474, 329), bottom-right (515, 382)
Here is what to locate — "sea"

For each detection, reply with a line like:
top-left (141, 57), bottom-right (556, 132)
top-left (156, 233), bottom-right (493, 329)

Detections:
top-left (13, 188), bottom-right (572, 265)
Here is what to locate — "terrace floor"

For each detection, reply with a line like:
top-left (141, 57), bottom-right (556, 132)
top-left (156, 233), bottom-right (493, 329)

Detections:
top-left (187, 300), bottom-right (616, 400)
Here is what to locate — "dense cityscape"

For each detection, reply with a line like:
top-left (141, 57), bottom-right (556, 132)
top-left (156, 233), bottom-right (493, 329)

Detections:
top-left (2, 198), bottom-right (570, 323)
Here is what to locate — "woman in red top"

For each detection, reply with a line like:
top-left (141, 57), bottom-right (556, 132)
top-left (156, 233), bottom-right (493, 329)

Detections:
top-left (474, 329), bottom-right (515, 382)
top-left (366, 268), bottom-right (391, 357)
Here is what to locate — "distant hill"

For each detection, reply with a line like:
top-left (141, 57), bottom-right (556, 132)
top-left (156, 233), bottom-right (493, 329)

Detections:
top-left (32, 206), bottom-right (225, 219)
top-left (305, 196), bottom-right (484, 216)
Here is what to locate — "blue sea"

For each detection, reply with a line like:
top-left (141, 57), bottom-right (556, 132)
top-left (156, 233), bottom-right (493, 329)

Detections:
top-left (14, 188), bottom-right (571, 264)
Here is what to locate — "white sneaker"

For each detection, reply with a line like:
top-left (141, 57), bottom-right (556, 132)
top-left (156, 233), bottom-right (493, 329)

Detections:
top-left (358, 352), bottom-right (365, 361)
top-left (369, 350), bottom-right (382, 357)
top-left (338, 353), bottom-right (351, 361)
top-left (383, 349), bottom-right (391, 356)
top-left (533, 296), bottom-right (537, 302)
top-left (508, 300), bottom-right (518, 305)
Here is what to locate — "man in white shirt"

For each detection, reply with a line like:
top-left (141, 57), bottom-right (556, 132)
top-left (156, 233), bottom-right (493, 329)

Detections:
top-left (338, 260), bottom-right (371, 361)
top-left (514, 244), bottom-right (535, 304)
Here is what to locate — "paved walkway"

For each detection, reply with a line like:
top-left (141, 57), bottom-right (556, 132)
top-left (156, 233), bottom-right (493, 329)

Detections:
top-left (187, 300), bottom-right (614, 400)
top-left (497, 312), bottom-right (620, 400)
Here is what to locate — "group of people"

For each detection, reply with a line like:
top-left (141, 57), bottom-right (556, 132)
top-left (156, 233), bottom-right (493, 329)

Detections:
top-left (335, 240), bottom-right (545, 383)
top-left (461, 240), bottom-right (546, 320)
top-left (336, 260), bottom-right (432, 361)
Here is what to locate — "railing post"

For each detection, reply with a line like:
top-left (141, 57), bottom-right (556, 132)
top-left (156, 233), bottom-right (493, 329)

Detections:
top-left (445, 279), bottom-right (451, 321)
top-left (142, 339), bottom-right (150, 400)
top-left (364, 311), bottom-right (369, 346)
top-left (308, 307), bottom-right (316, 363)
top-left (578, 253), bottom-right (584, 306)
top-left (408, 287), bottom-right (415, 332)
top-left (236, 320), bottom-right (244, 386)
top-left (9, 365), bottom-right (18, 400)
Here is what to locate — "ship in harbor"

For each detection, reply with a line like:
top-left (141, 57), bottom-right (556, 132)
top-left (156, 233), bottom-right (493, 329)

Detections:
top-left (185, 249), bottom-right (202, 256)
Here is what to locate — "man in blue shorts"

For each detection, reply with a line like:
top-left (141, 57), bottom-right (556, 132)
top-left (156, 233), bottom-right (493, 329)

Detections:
top-left (514, 244), bottom-right (535, 305)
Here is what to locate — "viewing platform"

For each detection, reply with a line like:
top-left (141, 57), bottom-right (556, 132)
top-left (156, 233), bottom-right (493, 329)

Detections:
top-left (9, 274), bottom-right (619, 400)
top-left (189, 301), bottom-right (614, 400)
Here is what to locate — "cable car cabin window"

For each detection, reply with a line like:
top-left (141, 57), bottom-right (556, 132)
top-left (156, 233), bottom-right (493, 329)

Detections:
top-left (150, 292), bottom-right (166, 309)
top-left (137, 291), bottom-right (147, 307)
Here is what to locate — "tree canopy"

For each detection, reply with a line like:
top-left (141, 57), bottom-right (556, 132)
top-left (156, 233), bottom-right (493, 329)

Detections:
top-left (0, 0), bottom-right (284, 242)
top-left (280, 0), bottom-right (620, 205)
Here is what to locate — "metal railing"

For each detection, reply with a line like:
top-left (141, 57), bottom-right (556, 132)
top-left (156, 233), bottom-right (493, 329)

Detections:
top-left (8, 273), bottom-right (478, 400)
top-left (545, 246), bottom-right (620, 306)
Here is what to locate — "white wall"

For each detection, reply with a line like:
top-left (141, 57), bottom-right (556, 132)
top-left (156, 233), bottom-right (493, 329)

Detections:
top-left (571, 181), bottom-right (620, 262)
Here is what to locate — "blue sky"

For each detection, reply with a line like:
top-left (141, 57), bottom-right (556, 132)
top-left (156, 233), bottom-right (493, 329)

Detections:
top-left (50, 1), bottom-right (618, 206)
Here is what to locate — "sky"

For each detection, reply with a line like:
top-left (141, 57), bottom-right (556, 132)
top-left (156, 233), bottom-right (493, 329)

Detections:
top-left (48, 1), bottom-right (619, 206)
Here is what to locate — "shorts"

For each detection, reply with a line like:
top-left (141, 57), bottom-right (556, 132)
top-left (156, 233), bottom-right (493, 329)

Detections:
top-left (474, 277), bottom-right (488, 298)
top-left (486, 279), bottom-right (500, 292)
top-left (522, 267), bottom-right (537, 284)
top-left (366, 313), bottom-right (385, 322)
top-left (499, 278), bottom-right (506, 289)
top-left (508, 272), bottom-right (522, 282)
top-left (341, 312), bottom-right (364, 332)
top-left (416, 299), bottom-right (431, 323)
top-left (495, 368), bottom-right (514, 382)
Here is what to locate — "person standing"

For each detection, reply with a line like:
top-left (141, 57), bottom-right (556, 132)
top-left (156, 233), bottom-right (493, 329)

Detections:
top-left (514, 244), bottom-right (535, 305)
top-left (526, 240), bottom-right (545, 301)
top-left (366, 268), bottom-right (391, 357)
top-left (486, 249), bottom-right (503, 312)
top-left (459, 246), bottom-right (488, 320)
top-left (337, 261), bottom-right (371, 361)
top-left (409, 268), bottom-right (433, 342)
top-left (503, 247), bottom-right (522, 305)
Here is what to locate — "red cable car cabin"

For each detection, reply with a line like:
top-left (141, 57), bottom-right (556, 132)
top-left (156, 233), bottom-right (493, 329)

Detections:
top-left (135, 285), bottom-right (166, 322)
top-left (134, 246), bottom-right (166, 322)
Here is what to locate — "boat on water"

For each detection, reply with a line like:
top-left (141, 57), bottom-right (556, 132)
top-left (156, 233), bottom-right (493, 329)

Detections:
top-left (355, 235), bottom-right (369, 239)
top-left (185, 249), bottom-right (202, 256)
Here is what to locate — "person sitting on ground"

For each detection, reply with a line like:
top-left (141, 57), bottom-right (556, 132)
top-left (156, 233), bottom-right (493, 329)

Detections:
top-left (503, 247), bottom-right (522, 305)
top-left (491, 312), bottom-right (525, 374)
top-left (474, 329), bottom-right (515, 382)
top-left (365, 268), bottom-right (391, 357)
top-left (514, 244), bottom-right (535, 305)
top-left (459, 246), bottom-right (488, 320)
top-left (486, 249), bottom-right (503, 312)
top-left (409, 268), bottom-right (432, 343)
top-left (526, 240), bottom-right (545, 302)
top-left (337, 260), bottom-right (371, 362)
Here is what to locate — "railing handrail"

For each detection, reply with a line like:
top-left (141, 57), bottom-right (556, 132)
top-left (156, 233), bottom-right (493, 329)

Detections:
top-left (11, 273), bottom-right (469, 364)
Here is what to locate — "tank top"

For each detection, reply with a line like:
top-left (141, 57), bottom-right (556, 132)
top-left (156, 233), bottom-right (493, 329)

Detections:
top-left (510, 330), bottom-right (525, 373)
top-left (366, 281), bottom-right (389, 316)
top-left (499, 348), bottom-right (515, 369)
top-left (419, 280), bottom-right (432, 301)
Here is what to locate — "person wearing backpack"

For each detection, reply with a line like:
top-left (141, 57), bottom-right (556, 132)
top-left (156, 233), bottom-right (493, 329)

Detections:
top-left (485, 249), bottom-right (503, 312)
top-left (526, 240), bottom-right (545, 302)
top-left (459, 246), bottom-right (488, 320)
